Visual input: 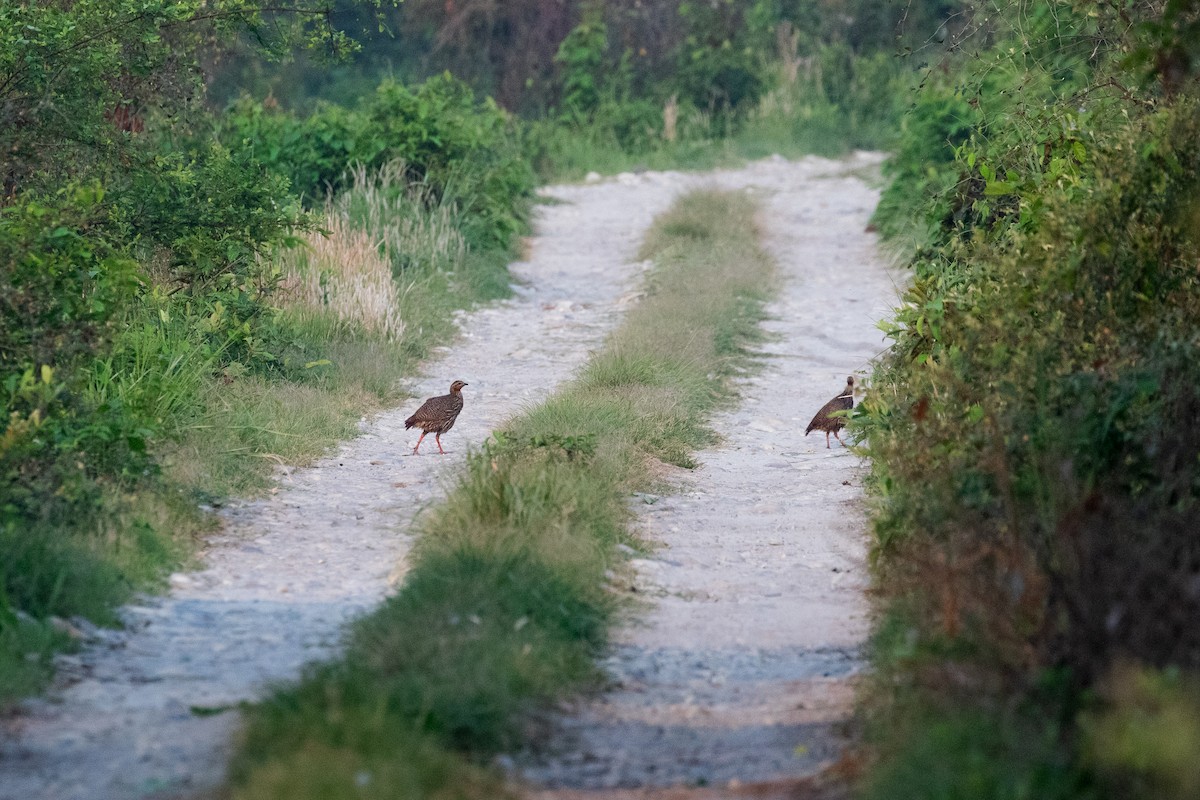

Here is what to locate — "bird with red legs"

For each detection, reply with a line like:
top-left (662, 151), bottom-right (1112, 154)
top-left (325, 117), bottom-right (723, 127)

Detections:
top-left (404, 380), bottom-right (467, 454)
top-left (805, 375), bottom-right (854, 449)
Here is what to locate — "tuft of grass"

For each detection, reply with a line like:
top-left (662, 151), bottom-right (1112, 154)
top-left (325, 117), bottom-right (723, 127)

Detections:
top-left (279, 214), bottom-right (407, 343)
top-left (228, 188), bottom-right (776, 798)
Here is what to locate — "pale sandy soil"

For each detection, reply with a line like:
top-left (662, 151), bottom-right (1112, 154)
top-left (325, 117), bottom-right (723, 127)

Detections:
top-left (0, 155), bottom-right (892, 800)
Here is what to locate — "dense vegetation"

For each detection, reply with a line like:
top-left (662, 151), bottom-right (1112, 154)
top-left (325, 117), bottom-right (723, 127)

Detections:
top-left (0, 1), bottom-right (532, 703)
top-left (857, 2), bottom-right (1200, 798)
top-left (212, 0), bottom-right (954, 174)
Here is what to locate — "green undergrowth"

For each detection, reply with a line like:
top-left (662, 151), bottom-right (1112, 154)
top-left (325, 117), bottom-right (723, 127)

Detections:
top-left (855, 4), bottom-right (1200, 799)
top-left (0, 161), bottom-right (520, 707)
top-left (228, 188), bottom-right (776, 799)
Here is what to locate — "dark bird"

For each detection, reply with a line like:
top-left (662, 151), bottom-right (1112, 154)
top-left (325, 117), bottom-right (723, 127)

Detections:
top-left (404, 380), bottom-right (467, 454)
top-left (806, 376), bottom-right (854, 449)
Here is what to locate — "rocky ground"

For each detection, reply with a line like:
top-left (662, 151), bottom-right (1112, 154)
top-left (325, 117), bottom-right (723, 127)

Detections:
top-left (0, 154), bottom-right (893, 800)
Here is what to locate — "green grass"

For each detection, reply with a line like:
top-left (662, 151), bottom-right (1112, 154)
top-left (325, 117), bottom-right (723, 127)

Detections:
top-left (0, 165), bottom-right (519, 707)
top-left (227, 188), bottom-right (776, 799)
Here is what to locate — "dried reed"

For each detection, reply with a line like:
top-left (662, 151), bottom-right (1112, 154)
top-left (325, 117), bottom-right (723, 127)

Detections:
top-left (278, 161), bottom-right (472, 343)
top-left (279, 214), bottom-right (405, 342)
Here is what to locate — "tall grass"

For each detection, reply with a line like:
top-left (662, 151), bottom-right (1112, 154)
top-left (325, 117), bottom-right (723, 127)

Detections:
top-left (338, 163), bottom-right (467, 274)
top-left (736, 51), bottom-right (909, 159)
top-left (279, 216), bottom-right (407, 344)
top-left (228, 189), bottom-right (776, 799)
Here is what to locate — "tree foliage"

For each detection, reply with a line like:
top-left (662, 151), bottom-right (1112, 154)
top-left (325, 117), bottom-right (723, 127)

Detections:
top-left (0, 0), bottom-right (375, 195)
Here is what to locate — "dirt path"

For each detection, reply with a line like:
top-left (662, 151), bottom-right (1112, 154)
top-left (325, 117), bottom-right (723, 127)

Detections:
top-left (0, 155), bottom-right (889, 800)
top-left (516, 156), bottom-right (895, 795)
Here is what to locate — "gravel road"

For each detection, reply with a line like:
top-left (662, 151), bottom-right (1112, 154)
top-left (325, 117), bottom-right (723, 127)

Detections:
top-left (0, 154), bottom-right (890, 800)
top-left (517, 154), bottom-right (895, 795)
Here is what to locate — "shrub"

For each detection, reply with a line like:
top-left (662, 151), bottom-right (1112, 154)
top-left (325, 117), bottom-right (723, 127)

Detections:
top-left (859, 5), bottom-right (1200, 788)
top-left (0, 185), bottom-right (135, 375)
top-left (219, 75), bottom-right (534, 251)
top-left (112, 143), bottom-right (313, 372)
top-left (1, 186), bottom-right (150, 527)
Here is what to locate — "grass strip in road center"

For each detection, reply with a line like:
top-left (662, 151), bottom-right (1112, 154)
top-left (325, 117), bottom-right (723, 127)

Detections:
top-left (228, 188), bottom-right (778, 799)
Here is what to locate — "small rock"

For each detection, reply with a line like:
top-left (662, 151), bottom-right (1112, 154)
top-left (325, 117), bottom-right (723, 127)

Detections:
top-left (168, 573), bottom-right (193, 590)
top-left (584, 171), bottom-right (602, 183)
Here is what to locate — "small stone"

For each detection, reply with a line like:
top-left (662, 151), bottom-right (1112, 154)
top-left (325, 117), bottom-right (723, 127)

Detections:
top-left (168, 573), bottom-right (193, 590)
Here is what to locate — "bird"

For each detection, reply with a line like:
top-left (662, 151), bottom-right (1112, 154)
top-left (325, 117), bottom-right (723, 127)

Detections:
top-left (805, 376), bottom-right (855, 449)
top-left (404, 380), bottom-right (467, 455)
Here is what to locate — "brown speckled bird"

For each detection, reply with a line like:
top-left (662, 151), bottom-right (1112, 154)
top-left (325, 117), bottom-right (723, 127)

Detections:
top-left (806, 376), bottom-right (854, 449)
top-left (405, 380), bottom-right (467, 454)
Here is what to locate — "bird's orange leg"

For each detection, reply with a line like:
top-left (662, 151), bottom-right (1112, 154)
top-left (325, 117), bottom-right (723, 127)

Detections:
top-left (435, 433), bottom-right (446, 455)
top-left (825, 431), bottom-right (832, 449)
top-left (412, 431), bottom-right (427, 455)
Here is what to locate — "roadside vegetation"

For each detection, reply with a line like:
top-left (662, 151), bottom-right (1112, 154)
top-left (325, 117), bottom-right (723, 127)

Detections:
top-left (228, 189), bottom-right (775, 798)
top-left (855, 3), bottom-right (1200, 799)
top-left (0, 2), bottom-right (531, 704)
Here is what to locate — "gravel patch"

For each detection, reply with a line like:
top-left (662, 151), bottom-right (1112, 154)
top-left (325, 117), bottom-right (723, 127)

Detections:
top-left (515, 153), bottom-right (895, 792)
top-left (0, 155), bottom-right (888, 800)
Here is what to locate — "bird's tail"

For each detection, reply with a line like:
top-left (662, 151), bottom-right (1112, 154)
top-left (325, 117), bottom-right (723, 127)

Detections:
top-left (404, 416), bottom-right (416, 429)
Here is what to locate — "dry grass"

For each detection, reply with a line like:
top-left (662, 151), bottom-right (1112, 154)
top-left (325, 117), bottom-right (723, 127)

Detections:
top-left (279, 214), bottom-right (406, 342)
top-left (339, 163), bottom-right (467, 274)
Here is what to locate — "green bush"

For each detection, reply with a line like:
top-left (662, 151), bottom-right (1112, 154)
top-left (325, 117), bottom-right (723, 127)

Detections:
top-left (0, 185), bottom-right (136, 374)
top-left (1, 187), bottom-right (150, 526)
top-left (112, 143), bottom-right (313, 372)
top-left (858, 3), bottom-right (1200, 793)
top-left (219, 75), bottom-right (534, 251)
